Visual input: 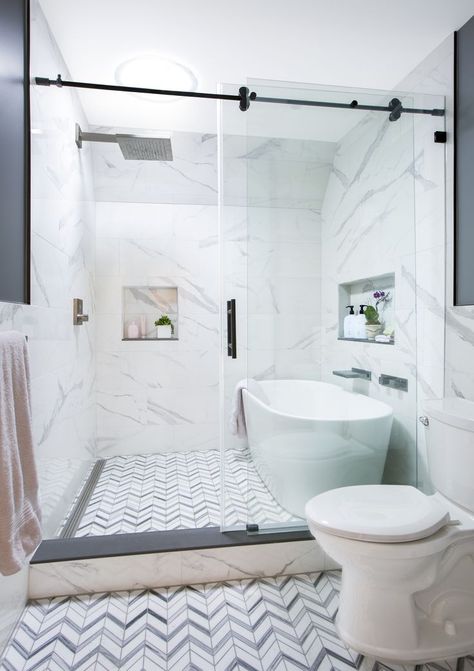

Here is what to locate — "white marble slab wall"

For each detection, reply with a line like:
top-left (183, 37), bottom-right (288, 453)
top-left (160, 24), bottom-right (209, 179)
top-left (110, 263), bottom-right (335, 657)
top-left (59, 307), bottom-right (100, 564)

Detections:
top-left (395, 36), bottom-right (453, 491)
top-left (95, 133), bottom-right (330, 457)
top-left (399, 38), bottom-right (474, 406)
top-left (91, 129), bottom-right (334, 210)
top-left (0, 1), bottom-right (96, 653)
top-left (320, 105), bottom-right (420, 486)
top-left (222, 207), bottom-right (323, 460)
top-left (95, 201), bottom-right (220, 456)
top-left (320, 51), bottom-right (449, 490)
top-left (91, 130), bottom-right (218, 205)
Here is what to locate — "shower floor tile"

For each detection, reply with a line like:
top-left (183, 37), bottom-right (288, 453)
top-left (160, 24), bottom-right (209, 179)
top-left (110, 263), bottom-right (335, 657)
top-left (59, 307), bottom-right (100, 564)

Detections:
top-left (2, 571), bottom-right (470, 671)
top-left (70, 448), bottom-right (302, 536)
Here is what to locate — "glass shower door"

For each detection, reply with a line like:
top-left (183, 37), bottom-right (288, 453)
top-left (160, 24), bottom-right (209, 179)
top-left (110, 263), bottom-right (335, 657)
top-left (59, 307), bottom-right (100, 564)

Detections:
top-left (220, 78), bottom-right (443, 535)
top-left (243, 81), bottom-right (329, 532)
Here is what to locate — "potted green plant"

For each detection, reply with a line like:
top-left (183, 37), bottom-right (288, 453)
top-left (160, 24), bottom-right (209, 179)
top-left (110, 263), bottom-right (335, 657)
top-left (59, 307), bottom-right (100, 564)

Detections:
top-left (364, 305), bottom-right (383, 340)
top-left (154, 314), bottom-right (174, 339)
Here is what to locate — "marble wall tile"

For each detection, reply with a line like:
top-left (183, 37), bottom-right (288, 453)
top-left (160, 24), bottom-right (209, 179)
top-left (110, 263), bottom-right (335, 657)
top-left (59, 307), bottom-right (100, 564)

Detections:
top-left (95, 165), bottom-right (323, 457)
top-left (0, 0), bottom-right (97, 654)
top-left (92, 130), bottom-right (218, 206)
top-left (222, 204), bottom-right (322, 463)
top-left (394, 36), bottom-right (453, 489)
top-left (318, 38), bottom-right (452, 492)
top-left (27, 2), bottom-right (97, 538)
top-left (95, 202), bottom-right (220, 456)
top-left (91, 129), bottom-right (335, 210)
top-left (319, 83), bottom-right (444, 486)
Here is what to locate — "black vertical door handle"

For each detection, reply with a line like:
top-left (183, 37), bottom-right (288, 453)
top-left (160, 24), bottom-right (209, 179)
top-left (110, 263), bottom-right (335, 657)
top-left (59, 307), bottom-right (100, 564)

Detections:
top-left (227, 299), bottom-right (237, 359)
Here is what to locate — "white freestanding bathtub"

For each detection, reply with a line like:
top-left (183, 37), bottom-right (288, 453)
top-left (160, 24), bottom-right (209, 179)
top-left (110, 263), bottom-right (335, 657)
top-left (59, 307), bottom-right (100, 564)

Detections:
top-left (242, 379), bottom-right (393, 518)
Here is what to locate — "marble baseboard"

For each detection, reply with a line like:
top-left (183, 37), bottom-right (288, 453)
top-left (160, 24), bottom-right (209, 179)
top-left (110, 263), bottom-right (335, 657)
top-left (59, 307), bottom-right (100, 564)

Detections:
top-left (28, 539), bottom-right (335, 599)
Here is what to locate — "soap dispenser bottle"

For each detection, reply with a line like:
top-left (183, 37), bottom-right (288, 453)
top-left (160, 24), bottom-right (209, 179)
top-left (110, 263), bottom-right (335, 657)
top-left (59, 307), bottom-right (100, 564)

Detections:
top-left (354, 305), bottom-right (368, 339)
top-left (344, 305), bottom-right (355, 338)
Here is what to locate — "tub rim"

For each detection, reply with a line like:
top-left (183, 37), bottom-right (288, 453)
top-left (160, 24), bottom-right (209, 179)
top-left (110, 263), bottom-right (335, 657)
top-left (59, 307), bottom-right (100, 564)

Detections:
top-left (242, 379), bottom-right (393, 423)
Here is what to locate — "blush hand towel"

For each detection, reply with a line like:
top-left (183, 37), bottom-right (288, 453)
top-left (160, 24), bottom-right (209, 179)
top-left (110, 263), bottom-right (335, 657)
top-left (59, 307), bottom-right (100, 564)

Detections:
top-left (229, 379), bottom-right (248, 438)
top-left (0, 331), bottom-right (41, 575)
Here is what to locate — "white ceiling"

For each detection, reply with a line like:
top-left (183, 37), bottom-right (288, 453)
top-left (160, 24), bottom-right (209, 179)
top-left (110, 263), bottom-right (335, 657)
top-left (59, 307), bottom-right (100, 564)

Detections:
top-left (39, 0), bottom-right (474, 139)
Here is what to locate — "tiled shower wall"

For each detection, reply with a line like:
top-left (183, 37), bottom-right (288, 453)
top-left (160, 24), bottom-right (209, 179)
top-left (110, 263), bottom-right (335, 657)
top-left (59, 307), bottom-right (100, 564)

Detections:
top-left (400, 36), bottom-right (474, 404)
top-left (93, 132), bottom-right (329, 456)
top-left (92, 131), bottom-right (219, 456)
top-left (320, 106), bottom-right (421, 485)
top-left (319, 36), bottom-right (452, 492)
top-left (95, 201), bottom-right (220, 456)
top-left (0, 1), bottom-right (96, 651)
top-left (222, 134), bottom-right (333, 452)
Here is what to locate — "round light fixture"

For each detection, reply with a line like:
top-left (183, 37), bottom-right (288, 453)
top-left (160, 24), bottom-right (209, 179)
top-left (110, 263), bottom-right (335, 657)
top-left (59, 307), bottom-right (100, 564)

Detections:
top-left (115, 54), bottom-right (198, 103)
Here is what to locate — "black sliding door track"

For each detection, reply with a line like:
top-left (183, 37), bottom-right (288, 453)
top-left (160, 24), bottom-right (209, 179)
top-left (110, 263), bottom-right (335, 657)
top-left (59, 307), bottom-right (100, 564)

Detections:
top-left (35, 75), bottom-right (445, 120)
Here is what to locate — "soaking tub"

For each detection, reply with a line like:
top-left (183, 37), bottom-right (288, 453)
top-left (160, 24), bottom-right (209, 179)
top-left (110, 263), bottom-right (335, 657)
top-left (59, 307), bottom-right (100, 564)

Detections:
top-left (242, 379), bottom-right (393, 518)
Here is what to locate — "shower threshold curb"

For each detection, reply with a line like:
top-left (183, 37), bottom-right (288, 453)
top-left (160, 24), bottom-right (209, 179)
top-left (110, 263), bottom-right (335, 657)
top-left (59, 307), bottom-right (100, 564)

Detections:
top-left (29, 529), bottom-right (334, 599)
top-left (32, 527), bottom-right (313, 563)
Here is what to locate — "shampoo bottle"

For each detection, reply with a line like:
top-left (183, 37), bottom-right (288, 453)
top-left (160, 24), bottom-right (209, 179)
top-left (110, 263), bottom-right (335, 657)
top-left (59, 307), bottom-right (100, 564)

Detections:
top-left (354, 305), bottom-right (368, 339)
top-left (344, 305), bottom-right (355, 338)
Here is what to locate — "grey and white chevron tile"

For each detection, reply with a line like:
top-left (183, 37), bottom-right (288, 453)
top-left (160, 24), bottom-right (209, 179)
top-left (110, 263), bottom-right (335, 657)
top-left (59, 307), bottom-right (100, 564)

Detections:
top-left (1, 572), bottom-right (471, 671)
top-left (63, 448), bottom-right (300, 537)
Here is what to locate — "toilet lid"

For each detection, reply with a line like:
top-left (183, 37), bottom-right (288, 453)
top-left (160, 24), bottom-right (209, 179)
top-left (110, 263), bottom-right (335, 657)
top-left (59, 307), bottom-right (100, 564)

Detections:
top-left (306, 485), bottom-right (450, 543)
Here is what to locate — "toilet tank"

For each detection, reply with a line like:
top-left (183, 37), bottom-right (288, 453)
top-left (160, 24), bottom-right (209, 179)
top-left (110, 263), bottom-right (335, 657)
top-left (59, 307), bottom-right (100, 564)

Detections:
top-left (423, 398), bottom-right (474, 512)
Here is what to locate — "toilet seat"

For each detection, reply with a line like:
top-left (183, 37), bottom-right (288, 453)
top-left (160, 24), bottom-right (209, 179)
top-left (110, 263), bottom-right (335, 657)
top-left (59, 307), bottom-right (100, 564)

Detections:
top-left (305, 485), bottom-right (450, 543)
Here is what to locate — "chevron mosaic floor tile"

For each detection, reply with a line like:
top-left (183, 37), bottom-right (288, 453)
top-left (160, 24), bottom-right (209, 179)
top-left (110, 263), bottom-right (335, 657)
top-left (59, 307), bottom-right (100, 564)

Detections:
top-left (1, 571), bottom-right (471, 671)
top-left (64, 448), bottom-right (302, 537)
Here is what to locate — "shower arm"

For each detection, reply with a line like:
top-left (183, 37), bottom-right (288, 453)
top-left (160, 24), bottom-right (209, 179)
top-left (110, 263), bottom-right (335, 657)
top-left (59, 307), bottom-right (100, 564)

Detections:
top-left (35, 75), bottom-right (445, 120)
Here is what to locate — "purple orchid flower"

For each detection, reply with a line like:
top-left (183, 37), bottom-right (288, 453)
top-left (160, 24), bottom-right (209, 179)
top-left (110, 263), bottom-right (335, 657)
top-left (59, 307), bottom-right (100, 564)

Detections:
top-left (373, 290), bottom-right (390, 310)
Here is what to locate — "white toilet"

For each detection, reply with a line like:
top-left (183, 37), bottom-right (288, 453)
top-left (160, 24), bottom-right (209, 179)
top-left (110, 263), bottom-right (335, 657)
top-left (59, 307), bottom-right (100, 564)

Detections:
top-left (305, 397), bottom-right (474, 664)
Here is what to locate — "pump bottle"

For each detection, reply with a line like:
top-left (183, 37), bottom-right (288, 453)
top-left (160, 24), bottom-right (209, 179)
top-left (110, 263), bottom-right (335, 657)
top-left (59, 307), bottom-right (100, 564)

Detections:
top-left (354, 305), bottom-right (368, 339)
top-left (344, 305), bottom-right (356, 338)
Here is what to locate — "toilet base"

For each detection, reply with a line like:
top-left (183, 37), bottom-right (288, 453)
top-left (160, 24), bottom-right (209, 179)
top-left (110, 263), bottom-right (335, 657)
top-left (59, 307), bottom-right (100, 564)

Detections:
top-left (311, 528), bottom-right (474, 664)
top-left (336, 618), bottom-right (474, 664)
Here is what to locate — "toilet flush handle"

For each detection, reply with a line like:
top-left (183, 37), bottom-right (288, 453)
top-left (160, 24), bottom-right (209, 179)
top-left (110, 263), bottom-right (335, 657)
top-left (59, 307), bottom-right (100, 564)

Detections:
top-left (419, 416), bottom-right (429, 426)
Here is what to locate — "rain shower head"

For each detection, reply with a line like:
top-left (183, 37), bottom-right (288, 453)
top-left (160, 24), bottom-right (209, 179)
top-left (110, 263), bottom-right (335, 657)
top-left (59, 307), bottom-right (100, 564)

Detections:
top-left (75, 124), bottom-right (173, 161)
top-left (116, 135), bottom-right (173, 161)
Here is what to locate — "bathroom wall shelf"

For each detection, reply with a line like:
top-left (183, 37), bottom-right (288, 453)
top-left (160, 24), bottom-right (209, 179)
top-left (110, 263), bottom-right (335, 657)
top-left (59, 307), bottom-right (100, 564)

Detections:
top-left (338, 337), bottom-right (394, 345)
top-left (338, 272), bottom-right (395, 343)
top-left (122, 285), bottom-right (178, 340)
top-left (122, 337), bottom-right (178, 341)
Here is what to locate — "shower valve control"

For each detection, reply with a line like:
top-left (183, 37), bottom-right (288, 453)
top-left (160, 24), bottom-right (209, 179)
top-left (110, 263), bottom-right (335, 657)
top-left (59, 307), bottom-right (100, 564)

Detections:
top-left (419, 416), bottom-right (429, 427)
top-left (73, 298), bottom-right (89, 326)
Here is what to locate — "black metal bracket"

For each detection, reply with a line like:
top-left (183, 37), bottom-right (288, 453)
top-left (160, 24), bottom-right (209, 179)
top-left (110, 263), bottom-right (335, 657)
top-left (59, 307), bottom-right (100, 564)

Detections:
top-left (434, 130), bottom-right (447, 143)
top-left (388, 97), bottom-right (403, 122)
top-left (238, 87), bottom-right (257, 112)
top-left (246, 523), bottom-right (259, 533)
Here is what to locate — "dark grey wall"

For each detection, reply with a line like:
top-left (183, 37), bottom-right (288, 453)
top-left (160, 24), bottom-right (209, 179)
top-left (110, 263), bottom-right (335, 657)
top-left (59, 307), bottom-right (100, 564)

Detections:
top-left (455, 14), bottom-right (474, 305)
top-left (0, 0), bottom-right (30, 304)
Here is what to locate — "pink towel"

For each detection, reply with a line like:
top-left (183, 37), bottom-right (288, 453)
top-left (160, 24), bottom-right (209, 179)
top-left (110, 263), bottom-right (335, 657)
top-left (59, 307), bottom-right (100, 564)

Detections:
top-left (229, 379), bottom-right (248, 438)
top-left (0, 331), bottom-right (41, 575)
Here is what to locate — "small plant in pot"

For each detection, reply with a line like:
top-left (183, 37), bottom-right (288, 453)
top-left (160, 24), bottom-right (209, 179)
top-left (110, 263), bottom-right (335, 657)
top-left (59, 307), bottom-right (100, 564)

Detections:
top-left (154, 315), bottom-right (174, 339)
top-left (364, 305), bottom-right (383, 340)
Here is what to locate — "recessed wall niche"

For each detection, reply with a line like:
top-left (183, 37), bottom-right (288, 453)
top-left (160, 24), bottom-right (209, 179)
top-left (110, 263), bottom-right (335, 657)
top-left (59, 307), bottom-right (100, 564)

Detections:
top-left (122, 286), bottom-right (178, 340)
top-left (338, 273), bottom-right (395, 344)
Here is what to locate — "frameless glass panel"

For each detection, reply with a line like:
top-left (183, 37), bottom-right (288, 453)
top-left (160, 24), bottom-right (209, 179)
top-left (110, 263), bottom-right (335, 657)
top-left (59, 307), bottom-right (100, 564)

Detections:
top-left (220, 78), bottom-right (445, 535)
top-left (245, 81), bottom-right (419, 532)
